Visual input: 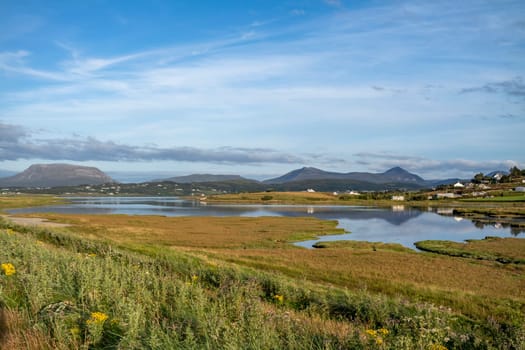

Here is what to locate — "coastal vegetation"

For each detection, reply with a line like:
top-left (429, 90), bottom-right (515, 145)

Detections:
top-left (1, 196), bottom-right (524, 349)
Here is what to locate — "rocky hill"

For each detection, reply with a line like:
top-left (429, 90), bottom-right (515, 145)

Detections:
top-left (0, 164), bottom-right (115, 188)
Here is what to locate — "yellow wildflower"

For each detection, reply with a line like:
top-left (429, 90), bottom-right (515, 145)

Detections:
top-left (273, 294), bottom-right (284, 303)
top-left (376, 337), bottom-right (383, 345)
top-left (86, 311), bottom-right (109, 325)
top-left (378, 328), bottom-right (389, 335)
top-left (1, 263), bottom-right (16, 276)
top-left (5, 229), bottom-right (14, 235)
top-left (87, 253), bottom-right (97, 258)
top-left (191, 274), bottom-right (198, 282)
top-left (365, 329), bottom-right (377, 337)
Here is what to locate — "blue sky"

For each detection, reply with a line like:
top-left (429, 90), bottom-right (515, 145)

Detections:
top-left (1, 0), bottom-right (524, 181)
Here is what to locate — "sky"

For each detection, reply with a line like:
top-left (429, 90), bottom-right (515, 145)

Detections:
top-left (1, 0), bottom-right (524, 181)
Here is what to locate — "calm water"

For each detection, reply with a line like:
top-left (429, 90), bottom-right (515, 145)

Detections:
top-left (9, 196), bottom-right (523, 249)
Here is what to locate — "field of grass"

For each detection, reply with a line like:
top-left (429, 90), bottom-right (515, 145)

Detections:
top-left (461, 195), bottom-right (525, 203)
top-left (415, 237), bottom-right (525, 264)
top-left (1, 195), bottom-right (525, 349)
top-left (0, 195), bottom-right (65, 212)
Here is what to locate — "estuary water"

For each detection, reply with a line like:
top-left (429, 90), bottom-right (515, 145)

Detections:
top-left (9, 196), bottom-right (523, 249)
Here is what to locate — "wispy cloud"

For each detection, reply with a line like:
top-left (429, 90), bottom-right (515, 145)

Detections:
top-left (1, 0), bottom-right (524, 176)
top-left (460, 77), bottom-right (525, 98)
top-left (0, 121), bottom-right (304, 164)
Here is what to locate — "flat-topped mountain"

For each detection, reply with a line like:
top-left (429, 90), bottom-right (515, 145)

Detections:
top-left (157, 174), bottom-right (255, 184)
top-left (0, 164), bottom-right (115, 188)
top-left (264, 166), bottom-right (425, 186)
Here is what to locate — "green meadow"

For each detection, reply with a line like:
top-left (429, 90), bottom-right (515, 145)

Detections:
top-left (0, 195), bottom-right (524, 349)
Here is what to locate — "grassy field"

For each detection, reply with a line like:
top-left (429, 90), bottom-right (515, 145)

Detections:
top-left (0, 195), bottom-right (65, 212)
top-left (415, 237), bottom-right (525, 264)
top-left (1, 195), bottom-right (525, 349)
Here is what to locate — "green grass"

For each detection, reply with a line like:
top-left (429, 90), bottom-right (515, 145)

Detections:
top-left (461, 195), bottom-right (525, 202)
top-left (2, 219), bottom-right (524, 349)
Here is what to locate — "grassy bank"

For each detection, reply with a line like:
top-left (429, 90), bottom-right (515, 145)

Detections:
top-left (1, 211), bottom-right (524, 348)
top-left (0, 195), bottom-right (65, 212)
top-left (415, 237), bottom-right (525, 264)
top-left (1, 219), bottom-right (504, 350)
top-left (1, 195), bottom-right (525, 349)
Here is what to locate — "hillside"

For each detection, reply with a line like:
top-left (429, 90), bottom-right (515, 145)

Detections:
top-left (264, 166), bottom-right (427, 187)
top-left (0, 164), bottom-right (115, 188)
top-left (157, 174), bottom-right (255, 183)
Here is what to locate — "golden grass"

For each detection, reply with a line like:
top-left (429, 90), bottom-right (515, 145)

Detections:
top-left (463, 237), bottom-right (525, 259)
top-left (24, 214), bottom-right (344, 249)
top-left (0, 308), bottom-right (55, 350)
top-left (14, 213), bottom-right (525, 303)
top-left (198, 246), bottom-right (525, 301)
top-left (416, 237), bottom-right (525, 263)
top-left (6, 203), bottom-right (525, 328)
top-left (207, 191), bottom-right (342, 204)
top-left (0, 195), bottom-right (65, 212)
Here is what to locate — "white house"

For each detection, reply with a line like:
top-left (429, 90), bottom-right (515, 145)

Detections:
top-left (306, 189), bottom-right (316, 193)
top-left (515, 187), bottom-right (525, 192)
top-left (391, 195), bottom-right (405, 201)
top-left (453, 182), bottom-right (465, 188)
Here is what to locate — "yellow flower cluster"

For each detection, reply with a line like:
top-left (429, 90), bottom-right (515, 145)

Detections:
top-left (365, 327), bottom-right (389, 345)
top-left (273, 294), bottom-right (284, 303)
top-left (86, 311), bottom-right (109, 325)
top-left (1, 263), bottom-right (16, 276)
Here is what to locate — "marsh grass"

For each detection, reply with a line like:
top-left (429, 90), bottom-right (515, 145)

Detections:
top-left (2, 219), bottom-right (523, 349)
top-left (19, 214), bottom-right (345, 249)
top-left (0, 195), bottom-right (65, 212)
top-left (415, 237), bottom-right (525, 264)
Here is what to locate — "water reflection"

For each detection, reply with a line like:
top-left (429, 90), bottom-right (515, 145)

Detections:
top-left (8, 196), bottom-right (523, 248)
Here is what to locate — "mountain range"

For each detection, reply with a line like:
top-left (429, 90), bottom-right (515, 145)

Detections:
top-left (0, 163), bottom-right (464, 190)
top-left (263, 166), bottom-right (425, 185)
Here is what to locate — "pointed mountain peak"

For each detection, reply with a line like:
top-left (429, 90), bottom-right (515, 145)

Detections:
top-left (383, 166), bottom-right (410, 175)
top-left (382, 167), bottom-right (424, 182)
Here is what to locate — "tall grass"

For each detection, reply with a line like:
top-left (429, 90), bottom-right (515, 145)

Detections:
top-left (1, 219), bottom-right (523, 349)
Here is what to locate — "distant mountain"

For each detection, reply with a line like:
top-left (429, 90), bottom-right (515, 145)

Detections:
top-left (264, 166), bottom-right (426, 187)
top-left (263, 167), bottom-right (347, 184)
top-left (157, 174), bottom-right (256, 184)
top-left (0, 164), bottom-right (115, 188)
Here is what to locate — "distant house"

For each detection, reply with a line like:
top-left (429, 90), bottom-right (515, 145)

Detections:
top-left (493, 173), bottom-right (504, 181)
top-left (391, 195), bottom-right (405, 201)
top-left (515, 187), bottom-right (525, 192)
top-left (453, 182), bottom-right (465, 188)
top-left (306, 189), bottom-right (316, 193)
